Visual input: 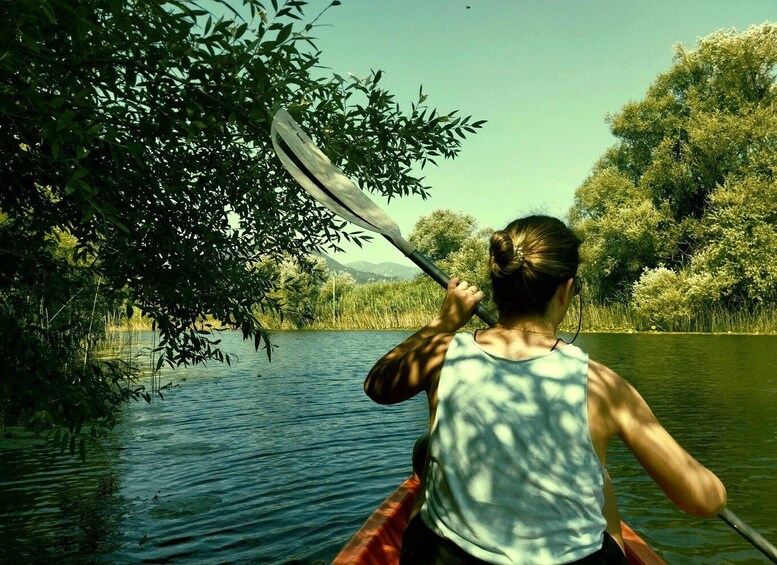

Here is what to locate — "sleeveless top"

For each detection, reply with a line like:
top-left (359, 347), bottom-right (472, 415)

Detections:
top-left (420, 332), bottom-right (607, 564)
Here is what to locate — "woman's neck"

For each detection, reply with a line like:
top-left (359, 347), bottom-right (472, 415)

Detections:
top-left (495, 316), bottom-right (558, 336)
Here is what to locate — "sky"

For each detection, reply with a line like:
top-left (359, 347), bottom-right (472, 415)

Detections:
top-left (293, 1), bottom-right (776, 266)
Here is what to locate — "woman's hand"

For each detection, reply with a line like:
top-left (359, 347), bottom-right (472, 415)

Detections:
top-left (364, 277), bottom-right (484, 405)
top-left (431, 277), bottom-right (485, 333)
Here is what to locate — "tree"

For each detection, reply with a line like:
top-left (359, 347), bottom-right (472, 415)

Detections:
top-left (569, 167), bottom-right (678, 300)
top-left (691, 177), bottom-right (777, 305)
top-left (569, 24), bottom-right (777, 309)
top-left (408, 209), bottom-right (494, 304)
top-left (266, 255), bottom-right (327, 329)
top-left (408, 209), bottom-right (479, 262)
top-left (631, 267), bottom-right (693, 330)
top-left (443, 231), bottom-right (493, 301)
top-left (0, 0), bottom-right (482, 441)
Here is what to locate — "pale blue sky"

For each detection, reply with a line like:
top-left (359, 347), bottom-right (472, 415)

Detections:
top-left (297, 1), bottom-right (775, 266)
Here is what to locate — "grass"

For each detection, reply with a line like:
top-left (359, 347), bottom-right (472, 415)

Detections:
top-left (102, 282), bottom-right (777, 335)
top-left (308, 284), bottom-right (777, 334)
top-left (563, 301), bottom-right (777, 334)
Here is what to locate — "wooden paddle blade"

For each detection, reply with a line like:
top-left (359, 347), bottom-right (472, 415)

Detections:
top-left (271, 109), bottom-right (414, 255)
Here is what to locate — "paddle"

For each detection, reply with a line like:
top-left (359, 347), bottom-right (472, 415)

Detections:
top-left (271, 108), bottom-right (497, 327)
top-left (719, 508), bottom-right (777, 562)
top-left (270, 108), bottom-right (777, 563)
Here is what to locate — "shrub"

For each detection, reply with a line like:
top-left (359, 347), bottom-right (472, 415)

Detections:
top-left (631, 267), bottom-right (692, 330)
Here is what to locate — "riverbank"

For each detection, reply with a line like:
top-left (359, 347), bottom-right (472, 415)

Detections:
top-left (104, 302), bottom-right (777, 335)
top-left (104, 277), bottom-right (777, 335)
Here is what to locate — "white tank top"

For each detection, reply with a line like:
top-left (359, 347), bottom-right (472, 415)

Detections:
top-left (420, 332), bottom-right (607, 564)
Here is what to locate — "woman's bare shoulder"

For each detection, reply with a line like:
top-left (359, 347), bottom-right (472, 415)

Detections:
top-left (406, 331), bottom-right (457, 367)
top-left (587, 358), bottom-right (640, 416)
top-left (364, 331), bottom-right (457, 405)
top-left (588, 358), bottom-right (627, 391)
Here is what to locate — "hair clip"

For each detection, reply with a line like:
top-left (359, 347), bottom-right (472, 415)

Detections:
top-left (515, 246), bottom-right (525, 268)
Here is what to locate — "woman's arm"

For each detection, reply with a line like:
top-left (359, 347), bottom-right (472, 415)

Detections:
top-left (593, 361), bottom-right (727, 517)
top-left (364, 278), bottom-right (484, 405)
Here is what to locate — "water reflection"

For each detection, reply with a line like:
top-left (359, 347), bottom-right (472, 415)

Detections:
top-left (0, 331), bottom-right (774, 563)
top-left (0, 440), bottom-right (123, 562)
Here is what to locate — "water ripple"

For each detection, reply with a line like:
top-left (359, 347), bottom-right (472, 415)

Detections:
top-left (1, 332), bottom-right (775, 563)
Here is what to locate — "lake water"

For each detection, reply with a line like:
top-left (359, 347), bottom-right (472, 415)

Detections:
top-left (0, 331), bottom-right (775, 563)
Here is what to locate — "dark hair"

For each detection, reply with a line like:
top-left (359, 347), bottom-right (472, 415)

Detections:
top-left (489, 215), bottom-right (581, 318)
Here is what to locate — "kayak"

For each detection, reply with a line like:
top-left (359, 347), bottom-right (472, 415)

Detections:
top-left (333, 476), bottom-right (666, 564)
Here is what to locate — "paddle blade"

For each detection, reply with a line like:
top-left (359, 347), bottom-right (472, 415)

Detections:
top-left (271, 109), bottom-right (499, 326)
top-left (271, 109), bottom-right (413, 255)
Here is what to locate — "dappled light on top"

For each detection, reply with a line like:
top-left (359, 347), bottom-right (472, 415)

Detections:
top-left (424, 333), bottom-right (606, 563)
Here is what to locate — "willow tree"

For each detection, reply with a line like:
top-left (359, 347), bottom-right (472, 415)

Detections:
top-left (0, 0), bottom-right (482, 446)
top-left (569, 24), bottom-right (777, 319)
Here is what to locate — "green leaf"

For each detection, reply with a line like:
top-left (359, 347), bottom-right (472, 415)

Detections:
top-left (234, 22), bottom-right (248, 40)
top-left (79, 207), bottom-right (96, 224)
top-left (65, 178), bottom-right (78, 196)
top-left (276, 23), bottom-right (293, 44)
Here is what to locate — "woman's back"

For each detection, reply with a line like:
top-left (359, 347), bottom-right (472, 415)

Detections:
top-left (421, 332), bottom-right (607, 564)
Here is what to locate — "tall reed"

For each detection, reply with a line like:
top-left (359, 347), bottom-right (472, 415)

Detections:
top-left (310, 283), bottom-right (777, 334)
top-left (102, 284), bottom-right (776, 334)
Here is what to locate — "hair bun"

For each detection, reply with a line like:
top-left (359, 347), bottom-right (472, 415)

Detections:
top-left (490, 215), bottom-right (582, 318)
top-left (489, 230), bottom-right (523, 277)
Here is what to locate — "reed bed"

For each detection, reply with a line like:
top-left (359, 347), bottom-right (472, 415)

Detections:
top-left (557, 301), bottom-right (775, 334)
top-left (630, 304), bottom-right (777, 334)
top-left (310, 284), bottom-right (777, 334)
top-left (102, 283), bottom-right (776, 335)
top-left (314, 279), bottom-right (441, 329)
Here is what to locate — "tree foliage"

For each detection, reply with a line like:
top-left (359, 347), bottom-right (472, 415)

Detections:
top-left (569, 24), bottom-right (777, 316)
top-left (0, 0), bottom-right (482, 438)
top-left (408, 209), bottom-right (479, 262)
top-left (408, 209), bottom-right (493, 303)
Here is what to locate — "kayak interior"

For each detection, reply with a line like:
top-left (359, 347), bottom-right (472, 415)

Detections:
top-left (332, 476), bottom-right (666, 565)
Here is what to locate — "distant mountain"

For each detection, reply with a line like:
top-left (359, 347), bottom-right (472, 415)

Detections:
top-left (346, 260), bottom-right (421, 281)
top-left (320, 255), bottom-right (396, 284)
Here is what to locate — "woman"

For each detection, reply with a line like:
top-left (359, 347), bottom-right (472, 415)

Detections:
top-left (364, 215), bottom-right (726, 564)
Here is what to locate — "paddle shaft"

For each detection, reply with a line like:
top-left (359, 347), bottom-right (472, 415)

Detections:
top-left (719, 508), bottom-right (777, 562)
top-left (404, 246), bottom-right (498, 327)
